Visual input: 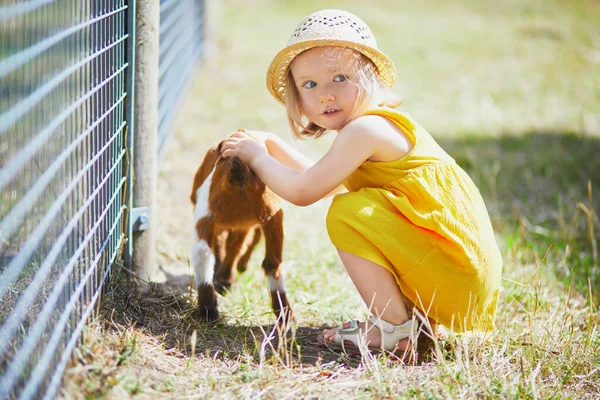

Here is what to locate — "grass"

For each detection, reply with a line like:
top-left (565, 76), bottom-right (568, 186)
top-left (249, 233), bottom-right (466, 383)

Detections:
top-left (60, 0), bottom-right (599, 398)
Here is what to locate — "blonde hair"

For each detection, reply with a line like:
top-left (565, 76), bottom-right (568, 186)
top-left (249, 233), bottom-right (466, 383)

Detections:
top-left (284, 47), bottom-right (401, 139)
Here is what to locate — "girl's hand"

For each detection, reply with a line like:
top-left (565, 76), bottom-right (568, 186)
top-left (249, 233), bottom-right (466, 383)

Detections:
top-left (242, 129), bottom-right (272, 147)
top-left (221, 130), bottom-right (268, 166)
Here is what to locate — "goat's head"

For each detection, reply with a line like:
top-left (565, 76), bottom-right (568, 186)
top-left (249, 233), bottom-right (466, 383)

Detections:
top-left (225, 156), bottom-right (250, 189)
top-left (214, 142), bottom-right (264, 192)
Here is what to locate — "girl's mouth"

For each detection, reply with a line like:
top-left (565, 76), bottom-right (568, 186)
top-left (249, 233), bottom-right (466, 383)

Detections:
top-left (322, 109), bottom-right (341, 117)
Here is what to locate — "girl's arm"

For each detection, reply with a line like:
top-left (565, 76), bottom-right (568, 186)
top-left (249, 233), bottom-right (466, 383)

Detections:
top-left (243, 129), bottom-right (346, 197)
top-left (244, 130), bottom-right (314, 171)
top-left (223, 121), bottom-right (382, 206)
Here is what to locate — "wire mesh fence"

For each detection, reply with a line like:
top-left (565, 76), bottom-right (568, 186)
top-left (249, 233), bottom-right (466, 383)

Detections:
top-left (0, 1), bottom-right (133, 398)
top-left (158, 0), bottom-right (205, 160)
top-left (0, 0), bottom-right (205, 399)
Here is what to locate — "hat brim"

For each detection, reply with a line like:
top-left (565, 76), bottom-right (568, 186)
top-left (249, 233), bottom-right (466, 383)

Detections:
top-left (266, 39), bottom-right (397, 105)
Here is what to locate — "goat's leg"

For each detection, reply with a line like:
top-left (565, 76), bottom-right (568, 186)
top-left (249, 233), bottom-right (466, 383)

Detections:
top-left (213, 230), bottom-right (247, 295)
top-left (236, 226), bottom-right (262, 273)
top-left (192, 216), bottom-right (219, 323)
top-left (261, 209), bottom-right (292, 321)
top-left (213, 231), bottom-right (227, 272)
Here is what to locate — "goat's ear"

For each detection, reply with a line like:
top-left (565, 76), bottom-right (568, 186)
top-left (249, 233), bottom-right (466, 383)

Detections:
top-left (190, 142), bottom-right (221, 204)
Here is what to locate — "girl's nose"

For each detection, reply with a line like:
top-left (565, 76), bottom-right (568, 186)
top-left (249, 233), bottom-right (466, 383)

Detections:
top-left (320, 92), bottom-right (335, 104)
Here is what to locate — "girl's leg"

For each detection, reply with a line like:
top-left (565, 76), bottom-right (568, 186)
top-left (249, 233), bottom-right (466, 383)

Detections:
top-left (322, 249), bottom-right (412, 349)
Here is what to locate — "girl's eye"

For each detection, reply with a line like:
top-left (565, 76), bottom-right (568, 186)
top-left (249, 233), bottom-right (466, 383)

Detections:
top-left (334, 74), bottom-right (347, 82)
top-left (303, 81), bottom-right (317, 89)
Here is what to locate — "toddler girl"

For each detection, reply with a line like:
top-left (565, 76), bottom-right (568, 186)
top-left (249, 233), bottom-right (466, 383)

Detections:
top-left (221, 9), bottom-right (502, 359)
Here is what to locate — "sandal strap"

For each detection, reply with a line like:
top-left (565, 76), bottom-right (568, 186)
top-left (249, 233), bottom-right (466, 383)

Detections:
top-left (337, 320), bottom-right (359, 334)
top-left (332, 320), bottom-right (363, 354)
top-left (369, 316), bottom-right (419, 351)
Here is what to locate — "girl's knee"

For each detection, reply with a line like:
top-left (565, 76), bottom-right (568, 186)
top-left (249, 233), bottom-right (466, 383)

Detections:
top-left (326, 192), bottom-right (357, 236)
top-left (326, 191), bottom-right (378, 235)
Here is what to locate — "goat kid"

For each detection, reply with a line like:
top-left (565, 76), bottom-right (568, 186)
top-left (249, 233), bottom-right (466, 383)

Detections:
top-left (190, 138), bottom-right (291, 323)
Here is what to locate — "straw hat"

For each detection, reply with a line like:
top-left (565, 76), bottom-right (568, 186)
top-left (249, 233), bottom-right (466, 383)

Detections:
top-left (266, 9), bottom-right (397, 105)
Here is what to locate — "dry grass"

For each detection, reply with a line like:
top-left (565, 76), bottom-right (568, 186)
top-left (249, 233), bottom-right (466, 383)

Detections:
top-left (59, 272), bottom-right (600, 398)
top-left (60, 0), bottom-right (599, 398)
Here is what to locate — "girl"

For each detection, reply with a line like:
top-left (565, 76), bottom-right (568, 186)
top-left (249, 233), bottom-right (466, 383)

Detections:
top-left (221, 9), bottom-right (502, 358)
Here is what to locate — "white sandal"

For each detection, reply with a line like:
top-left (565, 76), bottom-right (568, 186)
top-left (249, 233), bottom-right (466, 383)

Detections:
top-left (317, 316), bottom-right (419, 361)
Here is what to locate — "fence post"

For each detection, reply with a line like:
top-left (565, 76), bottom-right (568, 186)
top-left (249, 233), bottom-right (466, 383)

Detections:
top-left (131, 0), bottom-right (160, 282)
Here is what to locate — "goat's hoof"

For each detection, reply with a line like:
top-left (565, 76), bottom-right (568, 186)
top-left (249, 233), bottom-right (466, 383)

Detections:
top-left (213, 281), bottom-right (231, 295)
top-left (197, 307), bottom-right (219, 324)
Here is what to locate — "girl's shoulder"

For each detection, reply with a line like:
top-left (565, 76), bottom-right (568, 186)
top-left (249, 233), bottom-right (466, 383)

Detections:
top-left (341, 113), bottom-right (397, 139)
top-left (341, 111), bottom-right (414, 162)
top-left (361, 107), bottom-right (417, 132)
top-left (333, 116), bottom-right (380, 151)
top-left (359, 107), bottom-right (420, 145)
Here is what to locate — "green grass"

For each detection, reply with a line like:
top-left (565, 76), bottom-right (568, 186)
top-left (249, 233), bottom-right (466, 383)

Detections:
top-left (61, 0), bottom-right (599, 398)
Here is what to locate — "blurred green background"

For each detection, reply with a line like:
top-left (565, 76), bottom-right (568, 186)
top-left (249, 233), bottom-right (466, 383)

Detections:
top-left (170, 0), bottom-right (599, 295)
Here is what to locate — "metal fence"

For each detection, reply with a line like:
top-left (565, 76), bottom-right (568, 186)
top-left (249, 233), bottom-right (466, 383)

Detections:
top-left (0, 0), bottom-right (205, 399)
top-left (158, 0), bottom-right (205, 159)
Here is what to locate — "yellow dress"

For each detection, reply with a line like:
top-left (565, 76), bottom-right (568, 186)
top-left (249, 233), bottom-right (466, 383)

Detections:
top-left (326, 107), bottom-right (502, 332)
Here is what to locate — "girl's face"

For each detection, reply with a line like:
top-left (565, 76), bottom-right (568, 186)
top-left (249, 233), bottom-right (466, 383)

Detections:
top-left (289, 46), bottom-right (360, 132)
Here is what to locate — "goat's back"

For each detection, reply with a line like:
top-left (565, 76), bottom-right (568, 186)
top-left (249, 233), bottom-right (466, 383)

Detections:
top-left (191, 140), bottom-right (281, 230)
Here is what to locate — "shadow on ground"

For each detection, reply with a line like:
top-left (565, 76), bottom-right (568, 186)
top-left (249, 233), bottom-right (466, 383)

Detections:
top-left (101, 277), bottom-right (438, 367)
top-left (100, 278), bottom-right (352, 366)
top-left (120, 130), bottom-right (599, 367)
top-left (439, 131), bottom-right (599, 221)
top-left (439, 131), bottom-right (600, 291)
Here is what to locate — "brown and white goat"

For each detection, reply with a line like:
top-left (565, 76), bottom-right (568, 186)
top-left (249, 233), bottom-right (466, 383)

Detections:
top-left (190, 138), bottom-right (291, 323)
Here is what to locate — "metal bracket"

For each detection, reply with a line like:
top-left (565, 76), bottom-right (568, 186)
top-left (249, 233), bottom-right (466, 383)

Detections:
top-left (131, 206), bottom-right (149, 232)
